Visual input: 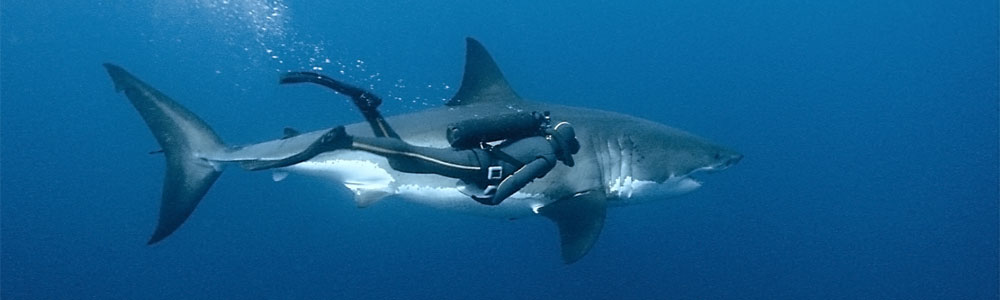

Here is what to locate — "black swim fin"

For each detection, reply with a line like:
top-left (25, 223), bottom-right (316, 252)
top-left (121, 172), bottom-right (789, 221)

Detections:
top-left (280, 71), bottom-right (400, 139)
top-left (280, 71), bottom-right (381, 111)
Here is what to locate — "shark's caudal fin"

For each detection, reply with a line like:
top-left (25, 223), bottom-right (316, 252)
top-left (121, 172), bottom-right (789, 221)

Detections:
top-left (104, 64), bottom-right (226, 245)
top-left (446, 38), bottom-right (522, 106)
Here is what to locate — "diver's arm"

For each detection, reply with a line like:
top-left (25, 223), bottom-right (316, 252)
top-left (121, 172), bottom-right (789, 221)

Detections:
top-left (486, 156), bottom-right (557, 205)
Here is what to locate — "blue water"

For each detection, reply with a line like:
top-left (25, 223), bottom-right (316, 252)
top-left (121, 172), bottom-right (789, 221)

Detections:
top-left (2, 1), bottom-right (997, 299)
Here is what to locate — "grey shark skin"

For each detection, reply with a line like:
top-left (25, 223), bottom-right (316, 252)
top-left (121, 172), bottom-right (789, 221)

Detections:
top-left (104, 38), bottom-right (742, 264)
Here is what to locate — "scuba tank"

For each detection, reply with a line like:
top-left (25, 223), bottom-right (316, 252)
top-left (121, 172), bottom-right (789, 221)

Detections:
top-left (447, 112), bottom-right (547, 148)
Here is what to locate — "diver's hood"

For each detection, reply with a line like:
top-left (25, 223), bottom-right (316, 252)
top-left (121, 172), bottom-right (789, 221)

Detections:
top-left (547, 122), bottom-right (579, 167)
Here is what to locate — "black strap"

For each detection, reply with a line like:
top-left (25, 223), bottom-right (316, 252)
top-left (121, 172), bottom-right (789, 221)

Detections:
top-left (485, 144), bottom-right (524, 167)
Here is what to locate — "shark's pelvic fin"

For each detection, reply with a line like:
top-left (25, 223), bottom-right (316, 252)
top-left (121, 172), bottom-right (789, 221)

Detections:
top-left (272, 171), bottom-right (290, 182)
top-left (354, 190), bottom-right (390, 208)
top-left (104, 63), bottom-right (226, 245)
top-left (446, 38), bottom-right (522, 106)
top-left (539, 190), bottom-right (608, 264)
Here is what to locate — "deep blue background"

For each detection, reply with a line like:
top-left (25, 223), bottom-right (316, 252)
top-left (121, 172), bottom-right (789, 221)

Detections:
top-left (2, 1), bottom-right (997, 299)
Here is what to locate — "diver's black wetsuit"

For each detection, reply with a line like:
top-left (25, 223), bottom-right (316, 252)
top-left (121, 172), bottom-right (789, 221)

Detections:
top-left (349, 129), bottom-right (562, 204)
top-left (251, 72), bottom-right (578, 205)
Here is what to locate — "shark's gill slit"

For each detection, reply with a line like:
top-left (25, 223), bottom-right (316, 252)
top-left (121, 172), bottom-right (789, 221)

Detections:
top-left (596, 136), bottom-right (609, 195)
top-left (619, 135), bottom-right (634, 198)
top-left (607, 139), bottom-right (621, 190)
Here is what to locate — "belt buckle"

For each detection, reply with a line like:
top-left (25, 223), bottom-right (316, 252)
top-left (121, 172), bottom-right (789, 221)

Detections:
top-left (487, 166), bottom-right (503, 180)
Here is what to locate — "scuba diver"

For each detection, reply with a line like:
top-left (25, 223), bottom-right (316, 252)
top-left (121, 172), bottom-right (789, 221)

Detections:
top-left (246, 72), bottom-right (580, 206)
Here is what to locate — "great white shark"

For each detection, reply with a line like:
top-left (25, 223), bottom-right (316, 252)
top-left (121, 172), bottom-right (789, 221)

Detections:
top-left (104, 38), bottom-right (742, 263)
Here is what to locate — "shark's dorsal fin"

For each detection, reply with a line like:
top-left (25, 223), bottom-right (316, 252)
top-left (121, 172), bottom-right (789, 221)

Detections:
top-left (446, 38), bottom-right (521, 106)
top-left (282, 127), bottom-right (301, 139)
top-left (539, 190), bottom-right (608, 264)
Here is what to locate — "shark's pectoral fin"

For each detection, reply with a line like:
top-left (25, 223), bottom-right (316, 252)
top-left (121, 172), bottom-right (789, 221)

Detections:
top-left (539, 191), bottom-right (607, 264)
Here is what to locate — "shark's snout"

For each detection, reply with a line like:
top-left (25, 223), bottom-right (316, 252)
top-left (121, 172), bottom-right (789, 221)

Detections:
top-left (726, 152), bottom-right (743, 166)
top-left (707, 150), bottom-right (742, 172)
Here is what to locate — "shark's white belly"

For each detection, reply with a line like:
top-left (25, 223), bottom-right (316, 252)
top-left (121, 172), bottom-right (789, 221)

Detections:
top-left (274, 147), bottom-right (709, 215)
top-left (605, 175), bottom-right (703, 206)
top-left (281, 151), bottom-right (552, 219)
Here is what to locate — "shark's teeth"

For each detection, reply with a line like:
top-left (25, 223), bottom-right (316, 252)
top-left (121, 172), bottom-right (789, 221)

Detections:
top-left (606, 175), bottom-right (703, 204)
top-left (608, 176), bottom-right (637, 198)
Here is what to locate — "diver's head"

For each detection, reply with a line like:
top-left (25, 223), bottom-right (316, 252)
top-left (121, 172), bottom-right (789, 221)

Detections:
top-left (547, 121), bottom-right (580, 166)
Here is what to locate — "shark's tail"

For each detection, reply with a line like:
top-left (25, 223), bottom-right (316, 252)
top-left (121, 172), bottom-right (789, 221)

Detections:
top-left (104, 64), bottom-right (226, 244)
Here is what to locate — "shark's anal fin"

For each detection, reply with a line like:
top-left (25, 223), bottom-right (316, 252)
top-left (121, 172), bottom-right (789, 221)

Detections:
top-left (446, 38), bottom-right (521, 106)
top-left (538, 191), bottom-right (607, 264)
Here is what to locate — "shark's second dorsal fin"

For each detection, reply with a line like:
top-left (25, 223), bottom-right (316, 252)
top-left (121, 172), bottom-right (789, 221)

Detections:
top-left (282, 127), bottom-right (301, 139)
top-left (446, 38), bottom-right (521, 106)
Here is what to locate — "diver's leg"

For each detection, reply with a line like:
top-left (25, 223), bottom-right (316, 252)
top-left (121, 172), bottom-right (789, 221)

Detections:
top-left (244, 124), bottom-right (483, 179)
top-left (280, 72), bottom-right (400, 139)
top-left (240, 126), bottom-right (351, 171)
top-left (350, 136), bottom-right (483, 179)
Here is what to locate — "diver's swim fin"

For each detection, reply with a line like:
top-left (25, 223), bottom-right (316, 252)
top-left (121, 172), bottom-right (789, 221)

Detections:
top-left (280, 71), bottom-right (400, 139)
top-left (280, 71), bottom-right (381, 111)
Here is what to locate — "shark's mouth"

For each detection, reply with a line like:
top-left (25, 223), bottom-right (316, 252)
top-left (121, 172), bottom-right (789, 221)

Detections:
top-left (696, 158), bottom-right (740, 174)
top-left (607, 174), bottom-right (702, 203)
top-left (595, 136), bottom-right (718, 203)
top-left (605, 162), bottom-right (736, 204)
